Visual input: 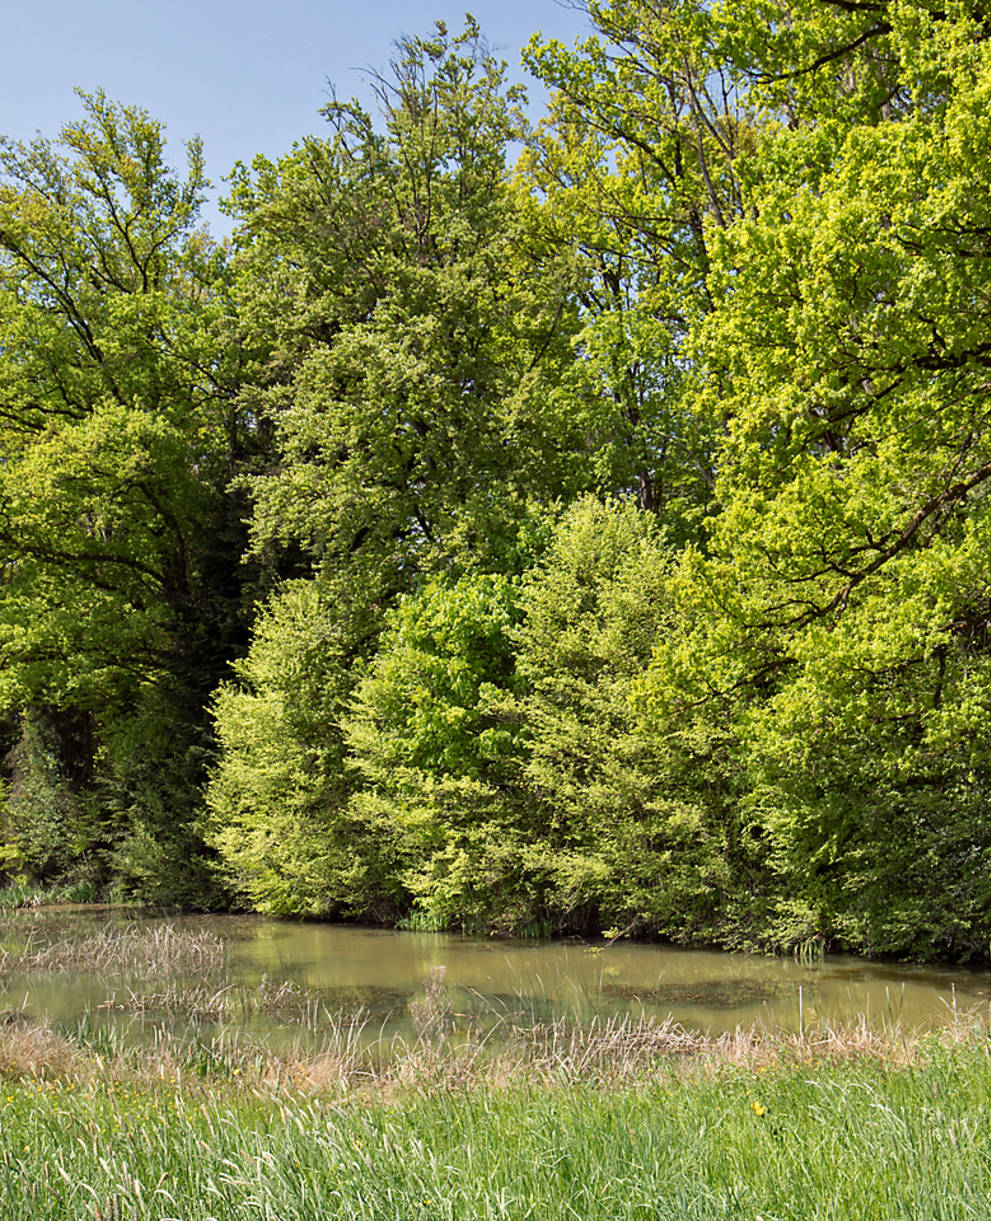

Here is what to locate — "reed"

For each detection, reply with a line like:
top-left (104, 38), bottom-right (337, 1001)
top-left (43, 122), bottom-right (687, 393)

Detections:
top-left (0, 922), bottom-right (227, 976)
top-left (101, 973), bottom-right (319, 1023)
top-left (0, 1000), bottom-right (983, 1095)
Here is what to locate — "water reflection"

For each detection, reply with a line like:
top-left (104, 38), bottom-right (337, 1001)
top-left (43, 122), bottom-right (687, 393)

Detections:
top-left (2, 910), bottom-right (990, 1042)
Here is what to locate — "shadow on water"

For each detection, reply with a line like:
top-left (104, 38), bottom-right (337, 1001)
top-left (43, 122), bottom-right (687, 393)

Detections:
top-left (600, 978), bottom-right (798, 1010)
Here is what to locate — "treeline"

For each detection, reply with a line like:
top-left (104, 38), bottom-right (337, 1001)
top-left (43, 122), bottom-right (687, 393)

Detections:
top-left (3, 2), bottom-right (991, 961)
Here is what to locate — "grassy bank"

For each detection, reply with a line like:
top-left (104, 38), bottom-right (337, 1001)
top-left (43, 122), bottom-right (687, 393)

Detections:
top-left (0, 882), bottom-right (110, 911)
top-left (1, 1018), bottom-right (991, 1219)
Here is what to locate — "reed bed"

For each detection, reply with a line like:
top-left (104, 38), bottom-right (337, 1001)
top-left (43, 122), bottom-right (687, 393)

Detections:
top-left (100, 973), bottom-right (316, 1023)
top-left (0, 881), bottom-right (100, 911)
top-left (0, 1000), bottom-right (979, 1095)
top-left (0, 922), bottom-right (228, 977)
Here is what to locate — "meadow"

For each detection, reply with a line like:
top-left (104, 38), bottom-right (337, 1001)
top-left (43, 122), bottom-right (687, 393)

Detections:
top-left (1, 1004), bottom-right (990, 1219)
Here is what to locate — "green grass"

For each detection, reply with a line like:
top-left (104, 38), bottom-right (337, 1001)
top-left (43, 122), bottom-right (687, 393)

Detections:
top-left (2, 1038), bottom-right (991, 1219)
top-left (0, 879), bottom-right (106, 910)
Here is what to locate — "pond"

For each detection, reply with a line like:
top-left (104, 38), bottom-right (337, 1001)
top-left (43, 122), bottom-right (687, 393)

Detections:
top-left (2, 909), bottom-right (989, 1050)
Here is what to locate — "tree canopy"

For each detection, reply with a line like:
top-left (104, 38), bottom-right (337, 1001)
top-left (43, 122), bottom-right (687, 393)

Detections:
top-left (4, 8), bottom-right (991, 960)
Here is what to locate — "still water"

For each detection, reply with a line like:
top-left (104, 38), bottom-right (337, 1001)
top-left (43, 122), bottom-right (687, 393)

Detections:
top-left (2, 908), bottom-right (990, 1040)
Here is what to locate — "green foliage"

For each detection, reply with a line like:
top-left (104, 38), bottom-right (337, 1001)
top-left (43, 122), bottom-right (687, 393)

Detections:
top-left (97, 691), bottom-right (226, 909)
top-left (0, 93), bottom-right (259, 904)
top-left (345, 570), bottom-right (533, 932)
top-left (8, 11), bottom-right (991, 960)
top-left (0, 93), bottom-right (223, 703)
top-left (207, 578), bottom-right (400, 919)
top-left (638, 1), bottom-right (991, 955)
top-left (230, 20), bottom-right (584, 586)
top-left (511, 497), bottom-right (742, 938)
top-left (348, 572), bottom-right (520, 782)
top-left (2, 712), bottom-right (102, 883)
top-left (520, 0), bottom-right (742, 529)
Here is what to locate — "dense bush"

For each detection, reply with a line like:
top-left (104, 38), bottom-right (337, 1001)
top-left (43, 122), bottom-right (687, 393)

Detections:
top-left (207, 579), bottom-right (400, 919)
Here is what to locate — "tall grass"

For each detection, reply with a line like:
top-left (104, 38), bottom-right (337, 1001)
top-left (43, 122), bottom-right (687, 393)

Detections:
top-left (0, 922), bottom-right (227, 977)
top-left (1, 1034), bottom-right (990, 1219)
top-left (0, 880), bottom-right (101, 911)
top-left (0, 991), bottom-right (979, 1093)
top-left (1, 913), bottom-right (988, 1216)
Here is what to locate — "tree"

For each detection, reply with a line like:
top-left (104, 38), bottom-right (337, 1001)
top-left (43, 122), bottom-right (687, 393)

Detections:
top-left (207, 578), bottom-right (400, 918)
top-left (516, 1), bottom-right (991, 955)
top-left (509, 497), bottom-right (742, 939)
top-left (344, 570), bottom-right (529, 933)
top-left (640, 1), bottom-right (991, 956)
top-left (520, 0), bottom-right (750, 534)
top-left (229, 19), bottom-right (584, 590)
top-left (208, 21), bottom-right (587, 915)
top-left (0, 92), bottom-right (255, 900)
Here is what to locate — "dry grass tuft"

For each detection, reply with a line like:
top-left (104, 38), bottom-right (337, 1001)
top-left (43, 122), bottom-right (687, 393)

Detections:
top-left (3, 923), bottom-right (228, 977)
top-left (0, 1015), bottom-right (90, 1082)
top-left (102, 973), bottom-right (317, 1023)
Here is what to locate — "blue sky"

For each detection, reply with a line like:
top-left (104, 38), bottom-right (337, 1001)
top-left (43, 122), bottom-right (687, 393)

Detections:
top-left (3, 1), bottom-right (592, 232)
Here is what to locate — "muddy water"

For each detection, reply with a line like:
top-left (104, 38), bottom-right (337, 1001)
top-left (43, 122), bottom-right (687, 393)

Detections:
top-left (2, 909), bottom-right (990, 1040)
